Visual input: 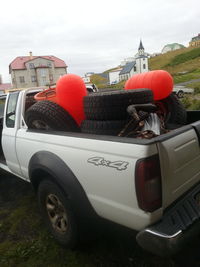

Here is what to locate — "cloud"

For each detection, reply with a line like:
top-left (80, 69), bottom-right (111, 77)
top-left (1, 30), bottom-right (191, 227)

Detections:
top-left (0, 0), bottom-right (200, 82)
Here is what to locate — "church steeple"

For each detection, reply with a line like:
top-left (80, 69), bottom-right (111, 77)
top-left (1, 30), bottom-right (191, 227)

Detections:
top-left (135, 39), bottom-right (149, 74)
top-left (138, 39), bottom-right (144, 51)
top-left (138, 40), bottom-right (145, 56)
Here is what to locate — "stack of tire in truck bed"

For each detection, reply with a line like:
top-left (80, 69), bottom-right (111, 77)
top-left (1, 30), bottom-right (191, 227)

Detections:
top-left (81, 89), bottom-right (187, 136)
top-left (25, 89), bottom-right (187, 136)
top-left (25, 70), bottom-right (187, 137)
top-left (81, 89), bottom-right (154, 136)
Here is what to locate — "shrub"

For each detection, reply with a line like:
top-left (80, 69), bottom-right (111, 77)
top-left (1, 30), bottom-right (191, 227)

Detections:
top-left (181, 96), bottom-right (200, 110)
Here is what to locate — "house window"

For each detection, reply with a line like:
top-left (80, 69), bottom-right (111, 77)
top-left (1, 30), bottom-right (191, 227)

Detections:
top-left (47, 62), bottom-right (52, 68)
top-left (42, 76), bottom-right (47, 85)
top-left (29, 63), bottom-right (35, 69)
top-left (19, 76), bottom-right (25, 83)
top-left (134, 66), bottom-right (136, 72)
top-left (143, 64), bottom-right (146, 69)
top-left (40, 69), bottom-right (46, 77)
top-left (49, 74), bottom-right (53, 81)
top-left (31, 76), bottom-right (36, 82)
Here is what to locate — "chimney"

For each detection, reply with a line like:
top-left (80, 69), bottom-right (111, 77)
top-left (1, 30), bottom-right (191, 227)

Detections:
top-left (29, 51), bottom-right (33, 59)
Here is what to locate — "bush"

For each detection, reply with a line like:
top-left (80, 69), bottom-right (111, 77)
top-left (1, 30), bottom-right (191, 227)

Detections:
top-left (190, 99), bottom-right (200, 110)
top-left (181, 96), bottom-right (200, 110)
top-left (181, 97), bottom-right (192, 109)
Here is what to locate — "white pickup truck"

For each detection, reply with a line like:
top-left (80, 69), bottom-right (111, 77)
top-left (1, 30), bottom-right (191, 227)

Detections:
top-left (0, 88), bottom-right (200, 257)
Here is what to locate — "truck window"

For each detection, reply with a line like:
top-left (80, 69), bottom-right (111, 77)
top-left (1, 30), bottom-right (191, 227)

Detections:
top-left (0, 97), bottom-right (6, 118)
top-left (6, 92), bottom-right (19, 128)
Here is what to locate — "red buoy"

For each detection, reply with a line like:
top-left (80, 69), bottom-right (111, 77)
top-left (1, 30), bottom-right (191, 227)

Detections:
top-left (124, 70), bottom-right (173, 100)
top-left (56, 74), bottom-right (87, 125)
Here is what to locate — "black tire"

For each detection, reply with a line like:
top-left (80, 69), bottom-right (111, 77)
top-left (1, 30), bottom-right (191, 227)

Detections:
top-left (155, 93), bottom-right (187, 126)
top-left (84, 89), bottom-right (153, 120)
top-left (25, 100), bottom-right (80, 132)
top-left (177, 90), bottom-right (184, 98)
top-left (81, 120), bottom-right (127, 135)
top-left (38, 180), bottom-right (78, 248)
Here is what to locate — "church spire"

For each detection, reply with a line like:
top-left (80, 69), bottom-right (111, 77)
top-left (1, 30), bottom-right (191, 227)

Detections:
top-left (138, 39), bottom-right (144, 51)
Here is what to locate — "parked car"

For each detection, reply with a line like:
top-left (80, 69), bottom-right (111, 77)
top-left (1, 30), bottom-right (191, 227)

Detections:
top-left (173, 85), bottom-right (194, 98)
top-left (85, 83), bottom-right (98, 93)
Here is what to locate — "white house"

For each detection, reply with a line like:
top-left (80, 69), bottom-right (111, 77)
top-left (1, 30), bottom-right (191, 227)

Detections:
top-left (118, 62), bottom-right (136, 81)
top-left (118, 40), bottom-right (149, 82)
top-left (82, 76), bottom-right (90, 83)
top-left (161, 43), bottom-right (185, 54)
top-left (109, 67), bottom-right (123, 85)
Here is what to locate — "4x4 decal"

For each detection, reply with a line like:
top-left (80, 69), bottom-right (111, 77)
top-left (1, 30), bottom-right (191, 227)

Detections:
top-left (88, 157), bottom-right (129, 171)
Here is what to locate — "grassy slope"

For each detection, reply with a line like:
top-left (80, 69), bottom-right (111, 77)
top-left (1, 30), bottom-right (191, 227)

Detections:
top-left (93, 46), bottom-right (200, 88)
top-left (149, 46), bottom-right (200, 83)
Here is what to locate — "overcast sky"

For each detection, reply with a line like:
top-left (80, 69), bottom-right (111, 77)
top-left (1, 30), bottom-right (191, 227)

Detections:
top-left (0, 0), bottom-right (200, 83)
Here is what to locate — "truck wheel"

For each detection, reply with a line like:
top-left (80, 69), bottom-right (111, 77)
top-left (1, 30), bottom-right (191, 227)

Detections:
top-left (155, 93), bottom-right (187, 126)
top-left (84, 89), bottom-right (153, 120)
top-left (38, 180), bottom-right (78, 248)
top-left (25, 100), bottom-right (80, 132)
top-left (81, 119), bottom-right (127, 135)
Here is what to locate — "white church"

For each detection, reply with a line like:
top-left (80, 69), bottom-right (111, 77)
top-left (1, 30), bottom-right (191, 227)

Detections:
top-left (109, 40), bottom-right (149, 85)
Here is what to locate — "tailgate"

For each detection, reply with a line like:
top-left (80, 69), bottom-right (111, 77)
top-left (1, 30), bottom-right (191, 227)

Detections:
top-left (157, 122), bottom-right (200, 208)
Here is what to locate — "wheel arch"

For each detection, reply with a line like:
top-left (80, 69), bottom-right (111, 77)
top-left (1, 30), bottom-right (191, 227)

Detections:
top-left (28, 151), bottom-right (97, 220)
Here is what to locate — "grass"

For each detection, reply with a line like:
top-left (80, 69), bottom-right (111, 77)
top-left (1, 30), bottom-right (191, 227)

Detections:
top-left (173, 68), bottom-right (200, 84)
top-left (187, 81), bottom-right (200, 94)
top-left (166, 47), bottom-right (200, 67)
top-left (90, 74), bottom-right (108, 89)
top-left (93, 46), bottom-right (200, 90)
top-left (181, 95), bottom-right (200, 110)
top-left (1, 146), bottom-right (200, 266)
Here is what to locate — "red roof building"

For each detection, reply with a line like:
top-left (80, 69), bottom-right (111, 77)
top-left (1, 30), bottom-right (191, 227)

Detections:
top-left (0, 83), bottom-right (11, 93)
top-left (9, 52), bottom-right (68, 88)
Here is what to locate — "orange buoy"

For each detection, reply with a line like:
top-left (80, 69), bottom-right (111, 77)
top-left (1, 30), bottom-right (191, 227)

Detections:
top-left (125, 70), bottom-right (173, 100)
top-left (34, 87), bottom-right (57, 103)
top-left (56, 74), bottom-right (88, 125)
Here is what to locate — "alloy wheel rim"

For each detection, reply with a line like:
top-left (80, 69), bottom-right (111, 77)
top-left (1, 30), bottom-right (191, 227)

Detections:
top-left (46, 194), bottom-right (68, 233)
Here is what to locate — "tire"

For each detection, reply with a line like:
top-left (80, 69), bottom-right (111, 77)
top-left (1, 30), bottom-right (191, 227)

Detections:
top-left (84, 89), bottom-right (153, 120)
top-left (25, 100), bottom-right (80, 132)
top-left (38, 180), bottom-right (78, 248)
top-left (177, 90), bottom-right (184, 98)
top-left (155, 93), bottom-right (187, 126)
top-left (81, 120), bottom-right (127, 135)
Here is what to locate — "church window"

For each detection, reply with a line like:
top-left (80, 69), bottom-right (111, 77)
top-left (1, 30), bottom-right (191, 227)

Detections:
top-left (134, 66), bottom-right (136, 72)
top-left (143, 64), bottom-right (146, 69)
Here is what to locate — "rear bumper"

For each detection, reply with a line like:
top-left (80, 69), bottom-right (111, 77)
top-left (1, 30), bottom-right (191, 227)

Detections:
top-left (136, 183), bottom-right (200, 257)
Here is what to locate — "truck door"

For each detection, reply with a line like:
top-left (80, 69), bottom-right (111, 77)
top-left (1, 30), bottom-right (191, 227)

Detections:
top-left (2, 91), bottom-right (23, 176)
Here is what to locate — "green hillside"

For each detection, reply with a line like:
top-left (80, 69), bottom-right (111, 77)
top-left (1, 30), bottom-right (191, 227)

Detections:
top-left (149, 46), bottom-right (200, 84)
top-left (91, 46), bottom-right (200, 89)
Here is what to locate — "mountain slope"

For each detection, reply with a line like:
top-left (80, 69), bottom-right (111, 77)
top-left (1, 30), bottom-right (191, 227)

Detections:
top-left (91, 46), bottom-right (200, 88)
top-left (149, 47), bottom-right (200, 83)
